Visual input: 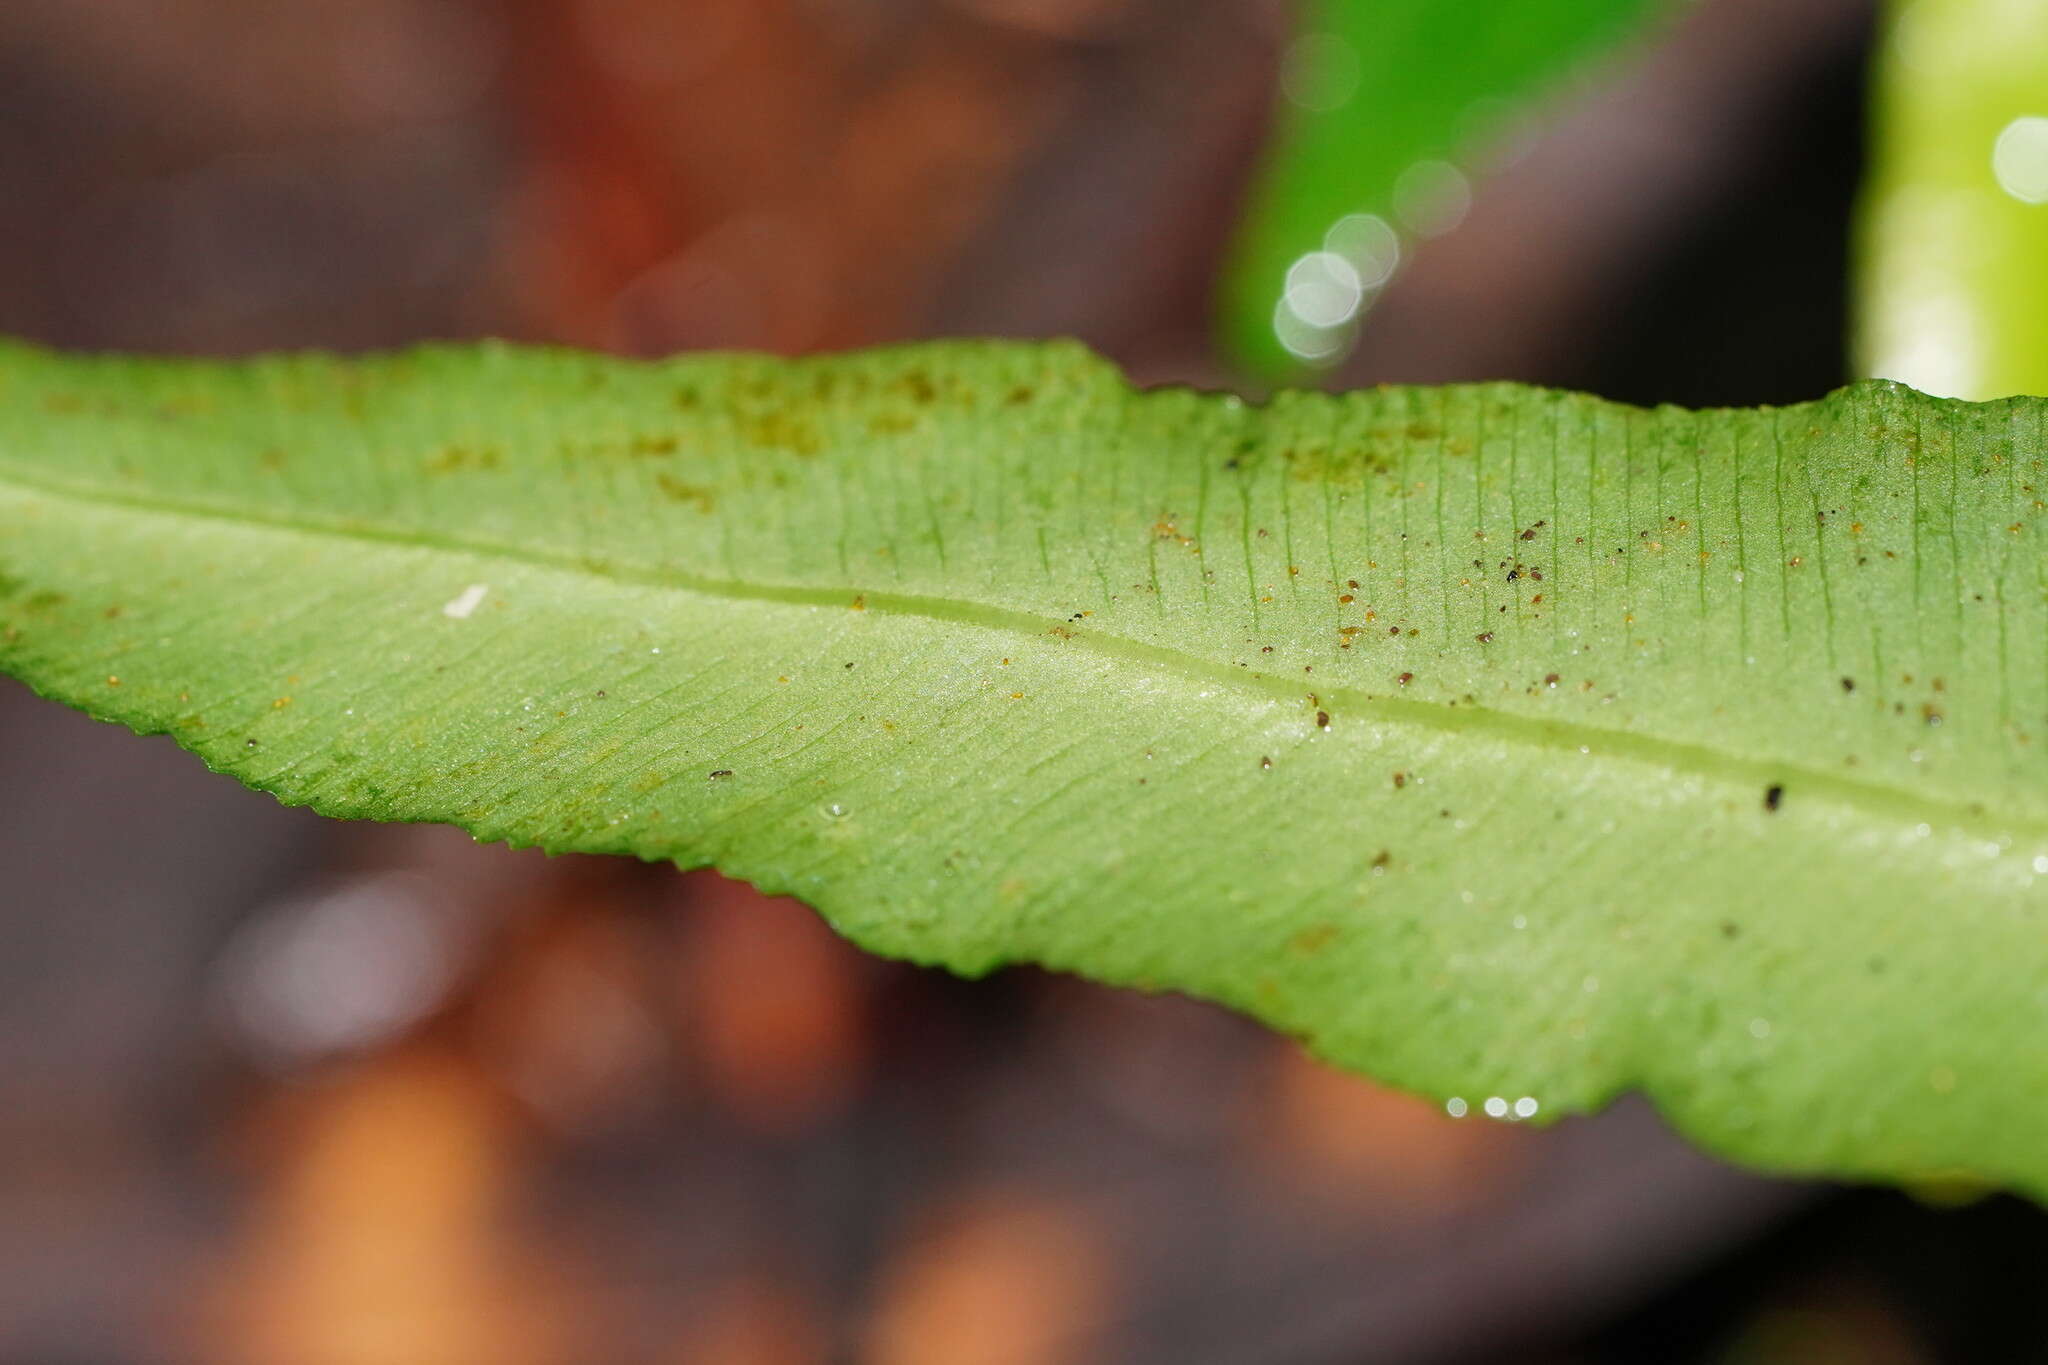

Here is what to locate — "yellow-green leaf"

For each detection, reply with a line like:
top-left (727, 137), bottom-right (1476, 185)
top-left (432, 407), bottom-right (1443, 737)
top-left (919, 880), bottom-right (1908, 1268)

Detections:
top-left (2, 337), bottom-right (2045, 1194)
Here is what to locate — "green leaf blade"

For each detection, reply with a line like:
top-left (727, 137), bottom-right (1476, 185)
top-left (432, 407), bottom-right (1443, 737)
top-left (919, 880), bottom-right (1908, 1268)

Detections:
top-left (3, 337), bottom-right (2047, 1193)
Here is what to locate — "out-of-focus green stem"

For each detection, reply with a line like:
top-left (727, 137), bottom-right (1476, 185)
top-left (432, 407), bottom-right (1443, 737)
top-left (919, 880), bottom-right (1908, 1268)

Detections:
top-left (1858, 0), bottom-right (2048, 398)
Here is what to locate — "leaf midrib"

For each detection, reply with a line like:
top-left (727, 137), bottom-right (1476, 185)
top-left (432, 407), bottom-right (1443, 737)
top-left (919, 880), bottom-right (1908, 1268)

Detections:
top-left (0, 462), bottom-right (2017, 841)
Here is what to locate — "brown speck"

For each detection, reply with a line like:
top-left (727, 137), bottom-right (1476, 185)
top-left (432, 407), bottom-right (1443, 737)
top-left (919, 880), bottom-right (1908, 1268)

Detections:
top-left (597, 689), bottom-right (609, 698)
top-left (1371, 850), bottom-right (1392, 869)
top-left (654, 474), bottom-right (715, 509)
top-left (1722, 921), bottom-right (1740, 939)
top-left (1261, 645), bottom-right (1274, 654)
top-left (1290, 924), bottom-right (1338, 954)
top-left (709, 769), bottom-right (733, 779)
top-left (850, 594), bottom-right (866, 611)
top-left (1764, 784), bottom-right (1784, 812)
top-left (1922, 703), bottom-right (1944, 727)
top-left (1260, 756), bottom-right (1273, 770)
top-left (1316, 710), bottom-right (1331, 730)
top-left (1347, 579), bottom-right (1360, 589)
top-left (1392, 771), bottom-right (1407, 788)
top-left (1339, 594), bottom-right (1354, 604)
top-left (1475, 631), bottom-right (1494, 644)
top-left (1840, 677), bottom-right (1854, 693)
top-left (1544, 673), bottom-right (1560, 686)
top-left (1520, 528), bottom-right (1537, 540)
top-left (1397, 671), bottom-right (1413, 685)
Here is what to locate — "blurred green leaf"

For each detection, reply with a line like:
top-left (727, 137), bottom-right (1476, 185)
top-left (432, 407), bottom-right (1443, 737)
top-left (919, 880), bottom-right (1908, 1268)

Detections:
top-left (5, 337), bottom-right (2048, 1196)
top-left (1224, 0), bottom-right (1667, 378)
top-left (1857, 0), bottom-right (2048, 399)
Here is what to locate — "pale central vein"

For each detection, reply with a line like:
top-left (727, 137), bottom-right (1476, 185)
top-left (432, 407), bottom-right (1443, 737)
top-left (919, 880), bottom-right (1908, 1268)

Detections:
top-left (1, 466), bottom-right (2028, 841)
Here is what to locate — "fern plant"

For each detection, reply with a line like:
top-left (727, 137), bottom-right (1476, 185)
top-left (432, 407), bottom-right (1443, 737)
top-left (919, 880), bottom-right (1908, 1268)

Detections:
top-left (1, 0), bottom-right (2043, 1211)
top-left (2, 335), bottom-right (2045, 1197)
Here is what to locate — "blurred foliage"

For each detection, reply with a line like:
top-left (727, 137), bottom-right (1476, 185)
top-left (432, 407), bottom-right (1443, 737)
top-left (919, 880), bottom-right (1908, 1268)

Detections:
top-left (1856, 0), bottom-right (2048, 399)
top-left (1222, 0), bottom-right (1666, 377)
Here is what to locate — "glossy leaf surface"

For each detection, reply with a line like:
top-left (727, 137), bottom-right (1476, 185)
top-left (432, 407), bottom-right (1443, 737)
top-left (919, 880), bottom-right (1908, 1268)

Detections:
top-left (2, 338), bottom-right (2046, 1193)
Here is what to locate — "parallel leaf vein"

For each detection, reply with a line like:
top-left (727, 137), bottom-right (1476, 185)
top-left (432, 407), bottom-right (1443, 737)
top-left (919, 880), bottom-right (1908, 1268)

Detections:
top-left (0, 464), bottom-right (2028, 841)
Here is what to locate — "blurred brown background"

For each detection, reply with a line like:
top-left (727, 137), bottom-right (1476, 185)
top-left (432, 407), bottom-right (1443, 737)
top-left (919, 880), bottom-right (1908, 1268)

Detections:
top-left (5, 2), bottom-right (2048, 1363)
